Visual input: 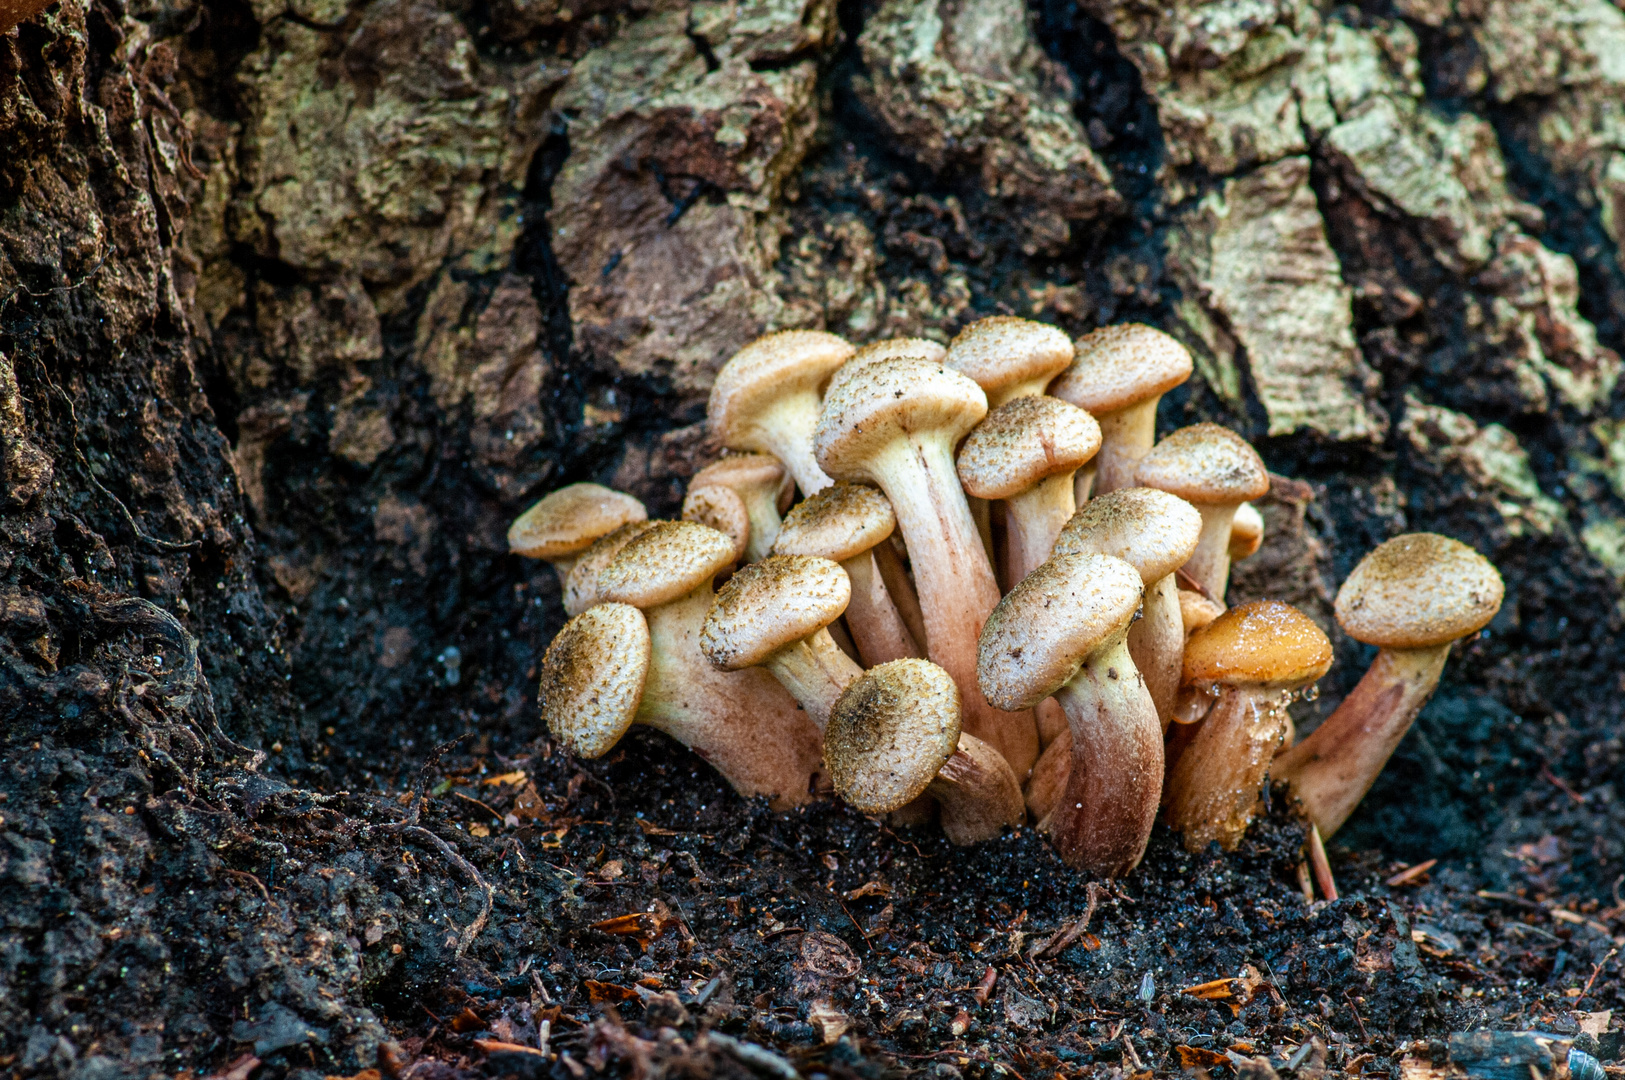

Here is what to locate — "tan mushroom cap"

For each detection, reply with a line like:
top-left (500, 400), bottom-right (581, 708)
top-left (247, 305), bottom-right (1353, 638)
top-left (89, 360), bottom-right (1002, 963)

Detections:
top-left (1230, 502), bottom-right (1264, 560)
top-left (814, 356), bottom-right (988, 478)
top-left (773, 483), bottom-right (896, 562)
top-left (978, 553), bottom-right (1143, 711)
top-left (692, 453), bottom-right (791, 504)
top-left (539, 603), bottom-right (651, 758)
top-left (598, 521), bottom-right (738, 608)
top-left (956, 396), bottom-right (1103, 500)
top-left (1050, 323), bottom-right (1194, 414)
top-left (1052, 487), bottom-right (1202, 585)
top-left (1134, 423), bottom-right (1270, 505)
top-left (507, 483), bottom-right (647, 560)
top-left (944, 316), bottom-right (1075, 401)
top-left (1334, 533), bottom-right (1504, 649)
top-left (825, 338), bottom-right (948, 399)
top-left (825, 659), bottom-right (962, 814)
top-left (1183, 600), bottom-right (1332, 689)
top-left (563, 520), bottom-right (662, 615)
top-left (709, 331), bottom-right (854, 448)
top-left (681, 485), bottom-right (750, 563)
top-left (700, 555), bottom-right (852, 670)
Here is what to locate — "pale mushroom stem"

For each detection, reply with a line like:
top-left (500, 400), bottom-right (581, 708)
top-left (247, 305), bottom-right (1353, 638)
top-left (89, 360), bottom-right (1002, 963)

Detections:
top-left (1184, 503), bottom-right (1243, 602)
top-left (1129, 574), bottom-right (1185, 731)
top-left (1047, 633), bottom-right (1163, 876)
top-left (764, 630), bottom-right (864, 732)
top-left (1092, 399), bottom-right (1160, 496)
top-left (640, 587), bottom-right (825, 808)
top-left (1003, 472), bottom-right (1077, 586)
top-left (743, 505), bottom-right (782, 563)
top-left (841, 552), bottom-right (921, 666)
top-left (871, 438), bottom-right (1039, 777)
top-left (1162, 686), bottom-right (1288, 850)
top-left (1024, 730), bottom-right (1070, 821)
top-left (758, 397), bottom-right (833, 496)
top-left (1273, 644), bottom-right (1450, 839)
top-left (872, 540), bottom-right (929, 653)
top-left (928, 733), bottom-right (1027, 845)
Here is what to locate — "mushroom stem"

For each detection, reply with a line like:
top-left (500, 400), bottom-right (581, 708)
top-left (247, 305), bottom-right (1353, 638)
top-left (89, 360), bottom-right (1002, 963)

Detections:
top-left (1185, 502), bottom-right (1243, 602)
top-left (764, 629), bottom-right (864, 731)
top-left (1161, 686), bottom-right (1287, 850)
top-left (1272, 644), bottom-right (1450, 839)
top-left (640, 587), bottom-right (825, 807)
top-left (929, 734), bottom-right (1027, 845)
top-left (841, 551), bottom-right (920, 665)
top-left (756, 397), bottom-right (833, 497)
top-left (1130, 574), bottom-right (1185, 731)
top-left (1046, 633), bottom-right (1163, 875)
top-left (1024, 730), bottom-right (1069, 821)
top-left (1003, 473), bottom-right (1077, 585)
top-left (872, 540), bottom-right (929, 653)
top-left (1092, 399), bottom-right (1160, 496)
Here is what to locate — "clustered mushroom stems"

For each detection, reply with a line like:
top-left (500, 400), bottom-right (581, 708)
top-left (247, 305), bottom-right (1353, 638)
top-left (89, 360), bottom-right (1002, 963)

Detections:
top-left (512, 317), bottom-right (1504, 873)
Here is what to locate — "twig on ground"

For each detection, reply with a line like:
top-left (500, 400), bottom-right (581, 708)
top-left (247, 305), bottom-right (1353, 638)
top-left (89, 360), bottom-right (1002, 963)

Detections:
top-left (1308, 824), bottom-right (1338, 901)
top-left (401, 826), bottom-right (494, 957)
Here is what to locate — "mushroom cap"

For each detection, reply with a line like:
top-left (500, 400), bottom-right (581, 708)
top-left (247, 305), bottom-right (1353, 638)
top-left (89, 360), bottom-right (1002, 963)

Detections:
top-left (691, 453), bottom-right (792, 507)
top-left (507, 483), bottom-right (647, 560)
top-left (825, 659), bottom-right (962, 814)
top-left (1179, 588), bottom-right (1224, 635)
top-left (563, 520), bottom-right (663, 615)
top-left (700, 555), bottom-right (852, 670)
top-left (709, 331), bottom-right (855, 450)
top-left (944, 316), bottom-right (1075, 400)
top-left (977, 553), bottom-right (1144, 711)
top-left (1134, 423), bottom-right (1271, 505)
top-left (1183, 599), bottom-right (1333, 689)
top-left (773, 482), bottom-right (896, 562)
top-left (1049, 323), bottom-right (1194, 414)
top-left (955, 396), bottom-right (1103, 500)
top-left (1334, 533), bottom-right (1504, 649)
top-left (539, 603), bottom-right (651, 758)
top-left (1230, 501), bottom-right (1264, 560)
top-left (814, 356), bottom-right (988, 479)
top-left (681, 485), bottom-right (750, 563)
top-left (598, 521), bottom-right (738, 608)
top-left (1052, 487), bottom-right (1203, 585)
top-left (825, 337), bottom-right (949, 400)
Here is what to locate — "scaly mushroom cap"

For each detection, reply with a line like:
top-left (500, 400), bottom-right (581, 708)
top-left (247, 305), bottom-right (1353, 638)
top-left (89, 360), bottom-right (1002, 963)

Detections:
top-left (1334, 533), bottom-right (1504, 649)
top-left (826, 337), bottom-right (950, 400)
top-left (825, 659), bottom-right (962, 814)
top-left (563, 520), bottom-right (663, 615)
top-left (700, 555), bottom-right (851, 670)
top-left (978, 553), bottom-right (1143, 711)
top-left (944, 316), bottom-right (1075, 403)
top-left (691, 454), bottom-right (793, 509)
top-left (681, 485), bottom-right (750, 563)
top-left (508, 483), bottom-right (647, 560)
top-left (956, 396), bottom-right (1103, 500)
top-left (773, 483), bottom-right (896, 562)
top-left (539, 603), bottom-right (651, 758)
top-left (1051, 487), bottom-right (1202, 585)
top-left (1183, 600), bottom-right (1332, 690)
top-left (1134, 423), bottom-right (1270, 506)
top-left (709, 331), bottom-right (855, 449)
top-left (1049, 323), bottom-right (1194, 414)
top-left (814, 356), bottom-right (988, 479)
top-left (1179, 588), bottom-right (1224, 634)
top-left (598, 521), bottom-right (738, 609)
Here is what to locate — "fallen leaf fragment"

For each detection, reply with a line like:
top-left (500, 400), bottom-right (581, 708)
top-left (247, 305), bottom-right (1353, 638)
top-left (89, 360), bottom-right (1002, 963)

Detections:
top-left (584, 980), bottom-right (639, 1004)
top-left (1177, 1046), bottom-right (1230, 1069)
top-left (474, 1039), bottom-right (547, 1057)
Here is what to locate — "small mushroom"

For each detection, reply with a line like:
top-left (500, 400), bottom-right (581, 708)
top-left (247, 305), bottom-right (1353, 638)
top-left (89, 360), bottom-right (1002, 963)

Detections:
top-left (825, 659), bottom-right (1025, 846)
top-left (687, 454), bottom-right (794, 561)
top-left (681, 485), bottom-right (750, 564)
top-left (1162, 600), bottom-right (1332, 851)
top-left (539, 602), bottom-right (651, 758)
top-left (596, 521), bottom-right (825, 807)
top-left (943, 316), bottom-right (1076, 408)
top-left (1134, 423), bottom-right (1270, 603)
top-left (507, 483), bottom-right (647, 587)
top-left (773, 483), bottom-right (921, 666)
top-left (1230, 502), bottom-right (1264, 562)
top-left (1179, 588), bottom-right (1224, 635)
top-left (979, 552), bottom-right (1160, 876)
top-left (709, 330), bottom-right (855, 496)
top-left (700, 554), bottom-right (862, 731)
top-left (562, 520), bottom-right (662, 616)
top-left (1274, 534), bottom-right (1503, 838)
top-left (1049, 324), bottom-right (1193, 498)
top-left (956, 395), bottom-right (1102, 587)
top-left (815, 355), bottom-right (1038, 777)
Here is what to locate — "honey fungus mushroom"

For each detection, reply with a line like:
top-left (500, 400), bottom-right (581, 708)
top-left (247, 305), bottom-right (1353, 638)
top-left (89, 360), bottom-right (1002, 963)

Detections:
top-left (562, 520), bottom-right (662, 616)
top-left (944, 316), bottom-right (1076, 408)
top-left (1274, 534), bottom-right (1503, 838)
top-left (507, 483), bottom-right (647, 587)
top-left (709, 330), bottom-right (855, 496)
top-left (685, 454), bottom-right (793, 562)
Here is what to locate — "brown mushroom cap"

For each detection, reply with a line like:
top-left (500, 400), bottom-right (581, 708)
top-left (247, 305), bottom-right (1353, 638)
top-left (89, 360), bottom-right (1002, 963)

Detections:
top-left (700, 555), bottom-right (851, 670)
top-left (1051, 487), bottom-right (1202, 585)
top-left (1183, 600), bottom-right (1333, 689)
top-left (690, 453), bottom-right (790, 499)
top-left (944, 316), bottom-right (1075, 402)
top-left (598, 521), bottom-right (738, 608)
top-left (563, 520), bottom-right (663, 615)
top-left (978, 553), bottom-right (1144, 711)
top-left (773, 483), bottom-right (896, 562)
top-left (709, 331), bottom-right (854, 445)
top-left (1049, 324), bottom-right (1194, 414)
top-left (1133, 423), bottom-right (1270, 506)
top-left (539, 603), bottom-right (651, 758)
top-left (814, 356), bottom-right (988, 478)
top-left (825, 659), bottom-right (962, 814)
top-left (681, 485), bottom-right (750, 563)
top-left (508, 483), bottom-right (647, 560)
top-left (955, 396), bottom-right (1103, 500)
top-left (1334, 533), bottom-right (1504, 649)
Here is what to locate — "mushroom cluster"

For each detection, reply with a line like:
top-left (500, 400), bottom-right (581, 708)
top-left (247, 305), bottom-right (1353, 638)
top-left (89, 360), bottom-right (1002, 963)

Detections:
top-left (513, 321), bottom-right (1504, 877)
